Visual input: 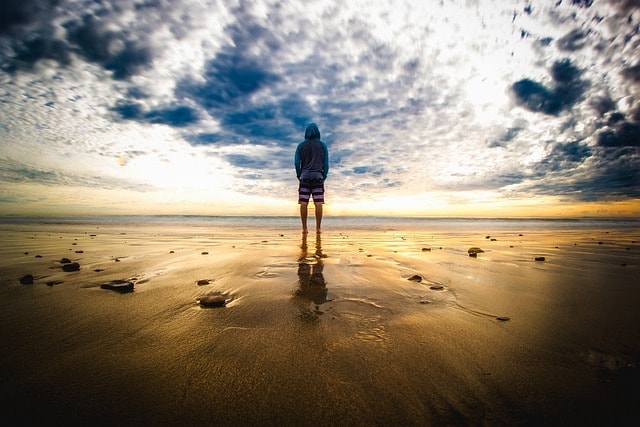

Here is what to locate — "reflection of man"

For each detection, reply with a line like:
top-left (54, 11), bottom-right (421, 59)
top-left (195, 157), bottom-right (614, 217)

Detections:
top-left (295, 233), bottom-right (327, 313)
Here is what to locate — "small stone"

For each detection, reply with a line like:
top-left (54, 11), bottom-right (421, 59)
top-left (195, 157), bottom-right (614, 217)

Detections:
top-left (46, 281), bottom-right (63, 287)
top-left (421, 247), bottom-right (431, 252)
top-left (169, 250), bottom-right (175, 253)
top-left (490, 238), bottom-right (497, 241)
top-left (408, 275), bottom-right (423, 282)
top-left (35, 255), bottom-right (43, 258)
top-left (468, 247), bottom-right (484, 255)
top-left (100, 280), bottom-right (134, 293)
top-left (534, 257), bottom-right (545, 262)
top-left (496, 316), bottom-right (511, 322)
top-left (60, 257), bottom-right (72, 264)
top-left (198, 295), bottom-right (226, 308)
top-left (201, 251), bottom-right (209, 255)
top-left (196, 279), bottom-right (212, 285)
top-left (62, 262), bottom-right (80, 272)
top-left (20, 274), bottom-right (34, 285)
top-left (430, 285), bottom-right (444, 290)
top-left (75, 250), bottom-right (84, 253)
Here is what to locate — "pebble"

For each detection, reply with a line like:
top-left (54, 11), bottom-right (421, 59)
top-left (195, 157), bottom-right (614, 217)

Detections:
top-left (198, 295), bottom-right (226, 307)
top-left (468, 247), bottom-right (484, 255)
top-left (46, 281), bottom-right (63, 287)
top-left (407, 274), bottom-right (423, 282)
top-left (197, 279), bottom-right (212, 285)
top-left (430, 285), bottom-right (444, 290)
top-left (421, 247), bottom-right (431, 252)
top-left (100, 280), bottom-right (134, 293)
top-left (534, 257), bottom-right (545, 262)
top-left (62, 262), bottom-right (80, 272)
top-left (20, 274), bottom-right (34, 285)
top-left (497, 316), bottom-right (511, 322)
top-left (60, 258), bottom-right (72, 264)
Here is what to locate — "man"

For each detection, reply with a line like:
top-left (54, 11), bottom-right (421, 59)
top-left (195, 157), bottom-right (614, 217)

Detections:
top-left (294, 123), bottom-right (329, 233)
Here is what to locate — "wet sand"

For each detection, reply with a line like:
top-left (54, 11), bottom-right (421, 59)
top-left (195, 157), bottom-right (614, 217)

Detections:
top-left (1, 219), bottom-right (639, 425)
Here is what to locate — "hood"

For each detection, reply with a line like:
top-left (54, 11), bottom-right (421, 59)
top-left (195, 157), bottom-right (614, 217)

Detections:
top-left (304, 123), bottom-right (321, 140)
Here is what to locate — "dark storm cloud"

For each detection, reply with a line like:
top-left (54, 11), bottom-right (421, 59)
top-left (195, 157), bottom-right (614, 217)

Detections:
top-left (621, 64), bottom-right (640, 83)
top-left (1, 0), bottom-right (160, 78)
top-left (173, 5), bottom-right (316, 143)
top-left (64, 13), bottom-right (154, 80)
top-left (588, 147), bottom-right (640, 198)
top-left (6, 33), bottom-right (71, 71)
top-left (537, 141), bottom-right (592, 173)
top-left (179, 52), bottom-right (280, 110)
top-left (523, 134), bottom-right (639, 200)
top-left (597, 121), bottom-right (640, 147)
top-left (112, 102), bottom-right (199, 127)
top-left (603, 0), bottom-right (640, 14)
top-left (590, 96), bottom-right (617, 117)
top-left (511, 59), bottom-right (587, 115)
top-left (144, 105), bottom-right (199, 127)
top-left (0, 0), bottom-right (60, 35)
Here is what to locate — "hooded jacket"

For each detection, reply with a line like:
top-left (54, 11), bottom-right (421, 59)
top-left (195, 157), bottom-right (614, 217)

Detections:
top-left (294, 123), bottom-right (329, 180)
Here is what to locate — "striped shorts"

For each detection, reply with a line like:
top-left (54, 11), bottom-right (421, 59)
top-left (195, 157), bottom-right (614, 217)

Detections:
top-left (298, 178), bottom-right (325, 204)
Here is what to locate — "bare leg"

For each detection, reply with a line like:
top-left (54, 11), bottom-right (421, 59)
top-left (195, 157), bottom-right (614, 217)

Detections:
top-left (314, 202), bottom-right (323, 233)
top-left (300, 202), bottom-right (309, 233)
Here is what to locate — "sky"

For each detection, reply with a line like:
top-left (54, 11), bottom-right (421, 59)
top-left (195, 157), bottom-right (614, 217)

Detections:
top-left (1, 0), bottom-right (639, 218)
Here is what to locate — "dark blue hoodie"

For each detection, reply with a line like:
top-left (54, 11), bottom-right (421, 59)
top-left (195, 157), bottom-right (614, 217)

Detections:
top-left (294, 123), bottom-right (329, 180)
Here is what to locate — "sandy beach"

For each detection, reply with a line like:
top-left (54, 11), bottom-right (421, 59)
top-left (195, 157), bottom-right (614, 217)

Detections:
top-left (1, 217), bottom-right (639, 426)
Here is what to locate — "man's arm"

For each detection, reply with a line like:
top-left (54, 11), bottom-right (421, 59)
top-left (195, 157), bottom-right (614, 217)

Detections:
top-left (322, 142), bottom-right (329, 180)
top-left (294, 144), bottom-right (301, 179)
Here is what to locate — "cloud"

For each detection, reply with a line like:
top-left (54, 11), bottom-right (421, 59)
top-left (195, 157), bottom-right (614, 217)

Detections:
top-left (0, 0), bottom-right (60, 35)
top-left (510, 58), bottom-right (587, 115)
top-left (0, 0), bottom-right (639, 216)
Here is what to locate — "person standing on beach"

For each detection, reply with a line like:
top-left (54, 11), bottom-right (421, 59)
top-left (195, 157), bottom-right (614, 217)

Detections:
top-left (295, 123), bottom-right (329, 233)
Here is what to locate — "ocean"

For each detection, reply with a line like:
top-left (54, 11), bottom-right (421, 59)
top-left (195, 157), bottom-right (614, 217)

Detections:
top-left (1, 215), bottom-right (638, 232)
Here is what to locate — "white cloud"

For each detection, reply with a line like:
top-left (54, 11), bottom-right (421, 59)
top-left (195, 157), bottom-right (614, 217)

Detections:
top-left (0, 0), bottom-right (638, 216)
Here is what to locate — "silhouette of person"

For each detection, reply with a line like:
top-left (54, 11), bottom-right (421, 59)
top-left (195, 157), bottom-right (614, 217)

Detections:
top-left (294, 233), bottom-right (328, 320)
top-left (294, 123), bottom-right (329, 233)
